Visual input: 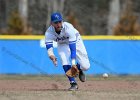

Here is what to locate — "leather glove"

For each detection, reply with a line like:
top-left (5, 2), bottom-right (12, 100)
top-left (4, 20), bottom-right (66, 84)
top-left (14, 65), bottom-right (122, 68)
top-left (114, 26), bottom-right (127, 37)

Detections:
top-left (66, 65), bottom-right (79, 77)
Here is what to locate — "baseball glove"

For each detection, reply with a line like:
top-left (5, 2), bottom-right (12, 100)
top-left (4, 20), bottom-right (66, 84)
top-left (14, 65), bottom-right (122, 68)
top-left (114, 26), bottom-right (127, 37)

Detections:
top-left (66, 65), bottom-right (79, 77)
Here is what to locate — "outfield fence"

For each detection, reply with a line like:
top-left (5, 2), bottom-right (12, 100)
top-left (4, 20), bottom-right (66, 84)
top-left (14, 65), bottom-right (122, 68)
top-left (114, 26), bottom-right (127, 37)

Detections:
top-left (0, 35), bottom-right (140, 75)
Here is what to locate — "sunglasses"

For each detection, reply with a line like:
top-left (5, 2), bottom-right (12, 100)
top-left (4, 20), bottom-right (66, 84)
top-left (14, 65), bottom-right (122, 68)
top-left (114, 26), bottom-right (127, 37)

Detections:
top-left (54, 21), bottom-right (62, 24)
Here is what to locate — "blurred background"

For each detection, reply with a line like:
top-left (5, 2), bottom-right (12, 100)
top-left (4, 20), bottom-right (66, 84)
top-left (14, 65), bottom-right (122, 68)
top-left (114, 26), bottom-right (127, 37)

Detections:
top-left (1, 0), bottom-right (140, 35)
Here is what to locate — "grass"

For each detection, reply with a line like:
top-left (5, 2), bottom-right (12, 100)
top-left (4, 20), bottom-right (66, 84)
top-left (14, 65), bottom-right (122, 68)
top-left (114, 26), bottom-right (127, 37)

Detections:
top-left (0, 74), bottom-right (140, 81)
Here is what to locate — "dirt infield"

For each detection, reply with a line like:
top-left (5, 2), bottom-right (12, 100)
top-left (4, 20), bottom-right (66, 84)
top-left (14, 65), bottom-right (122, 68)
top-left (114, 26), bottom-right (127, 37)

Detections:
top-left (0, 75), bottom-right (140, 100)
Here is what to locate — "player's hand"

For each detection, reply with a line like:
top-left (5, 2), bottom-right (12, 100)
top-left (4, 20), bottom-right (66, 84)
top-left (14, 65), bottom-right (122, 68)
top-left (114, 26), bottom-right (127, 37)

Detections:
top-left (49, 55), bottom-right (57, 67)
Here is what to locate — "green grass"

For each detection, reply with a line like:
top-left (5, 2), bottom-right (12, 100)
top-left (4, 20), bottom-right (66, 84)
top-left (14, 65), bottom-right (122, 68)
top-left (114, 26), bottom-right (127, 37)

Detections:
top-left (0, 74), bottom-right (140, 81)
top-left (0, 74), bottom-right (67, 80)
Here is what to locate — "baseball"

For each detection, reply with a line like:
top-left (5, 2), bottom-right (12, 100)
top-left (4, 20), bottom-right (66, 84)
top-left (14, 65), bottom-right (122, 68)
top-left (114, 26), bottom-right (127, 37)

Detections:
top-left (103, 73), bottom-right (108, 78)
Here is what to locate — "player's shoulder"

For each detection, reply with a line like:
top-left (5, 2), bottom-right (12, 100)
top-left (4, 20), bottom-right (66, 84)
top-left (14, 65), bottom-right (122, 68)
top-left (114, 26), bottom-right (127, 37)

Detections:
top-left (63, 22), bottom-right (74, 29)
top-left (46, 25), bottom-right (54, 32)
top-left (45, 26), bottom-right (54, 35)
top-left (62, 22), bottom-right (79, 34)
top-left (45, 26), bottom-right (55, 37)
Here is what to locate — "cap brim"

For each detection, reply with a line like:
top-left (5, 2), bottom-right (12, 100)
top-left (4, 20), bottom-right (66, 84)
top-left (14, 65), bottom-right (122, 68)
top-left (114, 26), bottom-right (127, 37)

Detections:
top-left (52, 19), bottom-right (62, 23)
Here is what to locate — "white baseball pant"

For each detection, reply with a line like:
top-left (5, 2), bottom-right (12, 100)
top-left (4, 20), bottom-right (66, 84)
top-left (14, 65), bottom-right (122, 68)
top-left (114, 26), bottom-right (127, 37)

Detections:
top-left (57, 35), bottom-right (90, 71)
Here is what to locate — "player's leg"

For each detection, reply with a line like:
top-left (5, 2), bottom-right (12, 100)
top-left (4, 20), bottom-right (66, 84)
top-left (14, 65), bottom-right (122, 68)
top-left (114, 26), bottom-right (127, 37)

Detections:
top-left (76, 36), bottom-right (90, 82)
top-left (76, 36), bottom-right (90, 71)
top-left (57, 44), bottom-right (78, 90)
top-left (63, 65), bottom-right (78, 90)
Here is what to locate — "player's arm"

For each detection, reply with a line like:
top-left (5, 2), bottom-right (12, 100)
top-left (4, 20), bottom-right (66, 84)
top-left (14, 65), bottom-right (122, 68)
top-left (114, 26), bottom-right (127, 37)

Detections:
top-left (68, 29), bottom-right (77, 66)
top-left (65, 29), bottom-right (80, 77)
top-left (46, 42), bottom-right (57, 66)
top-left (46, 41), bottom-right (54, 56)
top-left (69, 40), bottom-right (76, 65)
top-left (45, 33), bottom-right (57, 66)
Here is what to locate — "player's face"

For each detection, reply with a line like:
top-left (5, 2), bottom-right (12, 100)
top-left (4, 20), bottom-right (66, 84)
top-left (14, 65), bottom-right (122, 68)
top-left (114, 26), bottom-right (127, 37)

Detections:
top-left (52, 21), bottom-right (62, 32)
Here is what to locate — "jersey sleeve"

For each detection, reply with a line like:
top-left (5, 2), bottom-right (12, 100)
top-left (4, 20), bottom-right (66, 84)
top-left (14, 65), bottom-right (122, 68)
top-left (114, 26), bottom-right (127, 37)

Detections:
top-left (45, 31), bottom-right (54, 49)
top-left (45, 31), bottom-right (55, 56)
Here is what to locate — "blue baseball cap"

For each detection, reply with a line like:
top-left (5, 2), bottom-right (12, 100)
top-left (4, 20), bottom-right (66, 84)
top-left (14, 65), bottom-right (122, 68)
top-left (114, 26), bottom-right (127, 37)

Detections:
top-left (51, 12), bottom-right (63, 22)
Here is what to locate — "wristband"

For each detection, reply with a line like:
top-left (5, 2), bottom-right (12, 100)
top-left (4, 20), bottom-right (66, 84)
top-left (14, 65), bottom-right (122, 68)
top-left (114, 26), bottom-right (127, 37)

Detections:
top-left (72, 59), bottom-right (76, 65)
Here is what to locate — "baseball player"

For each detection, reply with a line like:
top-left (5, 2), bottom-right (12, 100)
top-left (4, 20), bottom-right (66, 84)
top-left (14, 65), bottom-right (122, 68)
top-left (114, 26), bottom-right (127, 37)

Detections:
top-left (45, 12), bottom-right (90, 91)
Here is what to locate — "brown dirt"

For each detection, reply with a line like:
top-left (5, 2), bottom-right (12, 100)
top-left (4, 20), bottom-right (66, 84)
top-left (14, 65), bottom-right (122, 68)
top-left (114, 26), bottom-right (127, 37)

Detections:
top-left (0, 76), bottom-right (140, 100)
top-left (0, 80), bottom-right (140, 91)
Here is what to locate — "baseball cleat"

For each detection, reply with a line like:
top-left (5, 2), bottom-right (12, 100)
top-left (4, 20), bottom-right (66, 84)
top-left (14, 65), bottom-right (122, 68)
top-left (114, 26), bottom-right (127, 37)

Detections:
top-left (68, 82), bottom-right (78, 91)
top-left (79, 70), bottom-right (86, 82)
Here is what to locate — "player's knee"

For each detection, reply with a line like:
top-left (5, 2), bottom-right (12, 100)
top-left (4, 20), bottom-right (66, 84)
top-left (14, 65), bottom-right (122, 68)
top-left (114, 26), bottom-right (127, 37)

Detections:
top-left (81, 63), bottom-right (90, 71)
